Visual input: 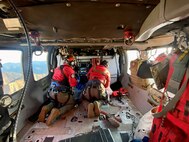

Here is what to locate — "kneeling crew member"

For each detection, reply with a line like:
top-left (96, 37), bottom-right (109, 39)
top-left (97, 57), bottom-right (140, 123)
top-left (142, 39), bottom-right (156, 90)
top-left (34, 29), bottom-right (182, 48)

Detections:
top-left (82, 60), bottom-right (111, 118)
top-left (38, 54), bottom-right (79, 125)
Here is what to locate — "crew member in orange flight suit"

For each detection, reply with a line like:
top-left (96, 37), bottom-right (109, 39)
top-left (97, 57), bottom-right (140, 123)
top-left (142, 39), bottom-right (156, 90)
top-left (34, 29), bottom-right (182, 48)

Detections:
top-left (82, 60), bottom-right (111, 118)
top-left (38, 54), bottom-right (79, 125)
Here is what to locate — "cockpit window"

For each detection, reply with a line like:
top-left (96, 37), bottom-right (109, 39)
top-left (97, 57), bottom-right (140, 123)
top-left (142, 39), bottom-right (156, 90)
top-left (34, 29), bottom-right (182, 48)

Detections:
top-left (32, 51), bottom-right (48, 81)
top-left (0, 50), bottom-right (24, 95)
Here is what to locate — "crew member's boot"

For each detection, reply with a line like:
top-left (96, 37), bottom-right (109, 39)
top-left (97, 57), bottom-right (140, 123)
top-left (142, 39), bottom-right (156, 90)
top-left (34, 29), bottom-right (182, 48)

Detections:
top-left (107, 116), bottom-right (120, 128)
top-left (87, 103), bottom-right (95, 118)
top-left (46, 108), bottom-right (61, 126)
top-left (93, 101), bottom-right (100, 116)
top-left (100, 110), bottom-right (120, 128)
top-left (38, 106), bottom-right (49, 122)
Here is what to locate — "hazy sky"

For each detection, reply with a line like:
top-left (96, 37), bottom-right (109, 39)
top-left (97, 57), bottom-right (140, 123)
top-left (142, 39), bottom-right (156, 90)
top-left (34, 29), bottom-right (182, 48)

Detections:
top-left (0, 50), bottom-right (21, 64)
top-left (0, 50), bottom-right (47, 64)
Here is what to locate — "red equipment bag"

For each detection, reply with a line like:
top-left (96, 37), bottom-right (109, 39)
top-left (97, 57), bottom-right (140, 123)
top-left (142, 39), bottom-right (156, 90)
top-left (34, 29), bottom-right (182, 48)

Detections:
top-left (112, 88), bottom-right (128, 97)
top-left (150, 51), bottom-right (189, 142)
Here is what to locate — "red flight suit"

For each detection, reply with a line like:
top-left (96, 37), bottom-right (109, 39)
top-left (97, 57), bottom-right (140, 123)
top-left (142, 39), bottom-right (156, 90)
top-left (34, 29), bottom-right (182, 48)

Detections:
top-left (52, 64), bottom-right (77, 87)
top-left (87, 65), bottom-right (110, 88)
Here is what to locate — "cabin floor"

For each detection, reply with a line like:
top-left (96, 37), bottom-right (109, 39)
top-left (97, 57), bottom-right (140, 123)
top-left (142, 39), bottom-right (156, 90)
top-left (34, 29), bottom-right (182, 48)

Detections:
top-left (17, 96), bottom-right (142, 142)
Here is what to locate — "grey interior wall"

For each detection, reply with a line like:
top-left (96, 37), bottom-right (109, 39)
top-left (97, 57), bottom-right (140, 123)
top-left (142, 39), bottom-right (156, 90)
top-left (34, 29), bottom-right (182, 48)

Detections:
top-left (121, 50), bottom-right (152, 114)
top-left (16, 48), bottom-right (52, 134)
top-left (128, 85), bottom-right (152, 114)
top-left (17, 78), bottom-right (49, 133)
top-left (121, 72), bottom-right (152, 114)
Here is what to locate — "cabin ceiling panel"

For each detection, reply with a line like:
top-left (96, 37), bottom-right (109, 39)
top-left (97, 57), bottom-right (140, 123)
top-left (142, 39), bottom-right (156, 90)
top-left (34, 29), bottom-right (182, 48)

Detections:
top-left (0, 0), bottom-right (160, 43)
top-left (13, 0), bottom-right (159, 7)
top-left (16, 2), bottom-right (156, 40)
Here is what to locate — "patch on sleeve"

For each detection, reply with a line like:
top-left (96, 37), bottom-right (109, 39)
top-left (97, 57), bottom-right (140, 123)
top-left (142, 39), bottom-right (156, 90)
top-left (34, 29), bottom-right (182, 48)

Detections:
top-left (71, 74), bottom-right (75, 78)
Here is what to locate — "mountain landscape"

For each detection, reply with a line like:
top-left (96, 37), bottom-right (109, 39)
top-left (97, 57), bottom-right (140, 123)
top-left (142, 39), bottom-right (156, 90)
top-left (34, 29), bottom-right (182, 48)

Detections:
top-left (1, 61), bottom-right (48, 94)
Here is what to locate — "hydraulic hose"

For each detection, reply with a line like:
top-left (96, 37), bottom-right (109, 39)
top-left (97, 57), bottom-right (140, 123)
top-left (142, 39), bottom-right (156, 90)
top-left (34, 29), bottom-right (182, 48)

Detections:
top-left (7, 0), bottom-right (32, 141)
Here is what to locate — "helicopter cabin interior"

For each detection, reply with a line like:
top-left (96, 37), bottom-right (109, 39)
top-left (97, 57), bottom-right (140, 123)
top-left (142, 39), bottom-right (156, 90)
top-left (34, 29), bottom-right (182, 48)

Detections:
top-left (0, 0), bottom-right (189, 142)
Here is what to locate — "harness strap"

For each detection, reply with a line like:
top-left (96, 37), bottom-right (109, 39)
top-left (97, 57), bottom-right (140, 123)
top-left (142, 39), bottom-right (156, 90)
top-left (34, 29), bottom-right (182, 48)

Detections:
top-left (88, 87), bottom-right (92, 101)
top-left (98, 88), bottom-right (101, 100)
top-left (54, 93), bottom-right (58, 102)
top-left (0, 62), bottom-right (3, 96)
top-left (60, 93), bottom-right (71, 107)
top-left (83, 80), bottom-right (104, 102)
top-left (82, 93), bottom-right (90, 101)
top-left (92, 80), bottom-right (102, 100)
top-left (184, 101), bottom-right (189, 116)
top-left (60, 65), bottom-right (65, 77)
top-left (153, 67), bottom-right (189, 118)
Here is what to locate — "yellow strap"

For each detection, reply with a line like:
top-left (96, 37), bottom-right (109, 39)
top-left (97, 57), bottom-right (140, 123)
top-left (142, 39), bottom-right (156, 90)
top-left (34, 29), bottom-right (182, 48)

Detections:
top-left (137, 59), bottom-right (144, 71)
top-left (178, 49), bottom-right (189, 61)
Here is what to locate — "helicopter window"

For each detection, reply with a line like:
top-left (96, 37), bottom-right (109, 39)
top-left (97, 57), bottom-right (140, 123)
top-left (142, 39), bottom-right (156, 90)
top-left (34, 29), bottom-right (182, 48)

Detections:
top-left (126, 50), bottom-right (140, 75)
top-left (147, 47), bottom-right (172, 61)
top-left (0, 50), bottom-right (24, 95)
top-left (32, 51), bottom-right (48, 81)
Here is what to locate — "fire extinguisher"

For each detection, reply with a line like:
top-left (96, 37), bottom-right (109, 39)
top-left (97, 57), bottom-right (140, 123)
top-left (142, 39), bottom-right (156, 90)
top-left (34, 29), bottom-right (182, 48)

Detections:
top-left (124, 28), bottom-right (135, 46)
